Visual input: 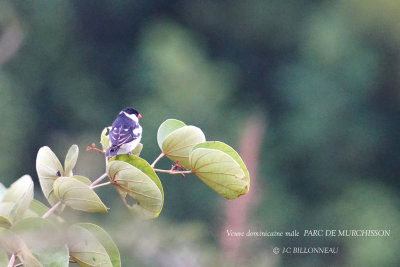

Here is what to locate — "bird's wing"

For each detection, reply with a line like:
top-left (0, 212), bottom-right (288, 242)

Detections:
top-left (109, 125), bottom-right (140, 148)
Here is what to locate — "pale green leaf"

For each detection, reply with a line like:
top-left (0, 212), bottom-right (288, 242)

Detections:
top-left (12, 217), bottom-right (69, 267)
top-left (53, 177), bottom-right (108, 213)
top-left (161, 125), bottom-right (206, 169)
top-left (75, 223), bottom-right (120, 267)
top-left (100, 126), bottom-right (111, 151)
top-left (131, 143), bottom-right (143, 156)
top-left (28, 200), bottom-right (49, 217)
top-left (2, 175), bottom-right (34, 223)
top-left (107, 156), bottom-right (164, 219)
top-left (157, 119), bottom-right (186, 149)
top-left (190, 147), bottom-right (249, 199)
top-left (68, 224), bottom-right (113, 267)
top-left (27, 200), bottom-right (64, 223)
top-left (36, 146), bottom-right (64, 207)
top-left (0, 183), bottom-right (6, 202)
top-left (0, 226), bottom-right (27, 255)
top-left (64, 144), bottom-right (79, 177)
top-left (0, 203), bottom-right (13, 228)
top-left (0, 251), bottom-right (8, 266)
top-left (73, 175), bottom-right (92, 185)
top-left (192, 141), bottom-right (250, 188)
top-left (18, 251), bottom-right (43, 267)
top-left (0, 228), bottom-right (44, 267)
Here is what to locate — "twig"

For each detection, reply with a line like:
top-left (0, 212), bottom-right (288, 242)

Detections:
top-left (86, 143), bottom-right (105, 154)
top-left (42, 201), bottom-right (62, 219)
top-left (14, 263), bottom-right (23, 267)
top-left (90, 173), bottom-right (108, 187)
top-left (7, 253), bottom-right (15, 267)
top-left (153, 168), bottom-right (192, 175)
top-left (90, 181), bottom-right (111, 189)
top-left (150, 152), bottom-right (165, 168)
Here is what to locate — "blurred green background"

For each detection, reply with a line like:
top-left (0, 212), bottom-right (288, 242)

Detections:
top-left (1, 0), bottom-right (399, 266)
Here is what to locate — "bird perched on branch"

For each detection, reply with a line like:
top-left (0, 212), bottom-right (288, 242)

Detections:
top-left (105, 107), bottom-right (142, 159)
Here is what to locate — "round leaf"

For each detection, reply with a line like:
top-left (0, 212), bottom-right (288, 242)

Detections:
top-left (75, 223), bottom-right (120, 267)
top-left (0, 227), bottom-right (42, 267)
top-left (157, 119), bottom-right (186, 149)
top-left (100, 126), bottom-right (111, 151)
top-left (161, 125), bottom-right (206, 169)
top-left (192, 141), bottom-right (250, 188)
top-left (68, 224), bottom-right (113, 267)
top-left (0, 227), bottom-right (25, 255)
top-left (53, 177), bottom-right (108, 213)
top-left (64, 144), bottom-right (79, 177)
top-left (2, 175), bottom-right (34, 223)
top-left (190, 147), bottom-right (249, 199)
top-left (12, 217), bottom-right (69, 267)
top-left (36, 146), bottom-right (64, 207)
top-left (107, 156), bottom-right (164, 219)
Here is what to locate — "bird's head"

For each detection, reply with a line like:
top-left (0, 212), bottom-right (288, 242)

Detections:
top-left (121, 107), bottom-right (142, 119)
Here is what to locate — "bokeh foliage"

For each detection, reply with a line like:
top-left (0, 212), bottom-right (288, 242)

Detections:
top-left (1, 0), bottom-right (399, 266)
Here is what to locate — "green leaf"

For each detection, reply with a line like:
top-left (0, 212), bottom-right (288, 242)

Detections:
top-left (192, 141), bottom-right (250, 187)
top-left (158, 119), bottom-right (214, 168)
top-left (0, 227), bottom-right (15, 252)
top-left (0, 227), bottom-right (42, 267)
top-left (68, 224), bottom-right (113, 267)
top-left (75, 223), bottom-right (120, 267)
top-left (0, 226), bottom-right (25, 255)
top-left (0, 183), bottom-right (6, 202)
top-left (100, 126), bottom-right (111, 151)
top-left (157, 119), bottom-right (186, 149)
top-left (53, 177), bottom-right (108, 213)
top-left (0, 251), bottom-right (8, 266)
top-left (107, 156), bottom-right (164, 219)
top-left (64, 144), bottom-right (79, 177)
top-left (131, 143), bottom-right (143, 156)
top-left (0, 203), bottom-right (13, 228)
top-left (18, 251), bottom-right (43, 267)
top-left (28, 200), bottom-right (49, 217)
top-left (12, 217), bottom-right (69, 267)
top-left (36, 146), bottom-right (64, 207)
top-left (190, 143), bottom-right (249, 199)
top-left (73, 175), bottom-right (92, 185)
top-left (2, 175), bottom-right (34, 223)
top-left (25, 200), bottom-right (64, 224)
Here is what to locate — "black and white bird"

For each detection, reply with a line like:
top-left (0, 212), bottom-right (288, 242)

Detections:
top-left (105, 107), bottom-right (142, 159)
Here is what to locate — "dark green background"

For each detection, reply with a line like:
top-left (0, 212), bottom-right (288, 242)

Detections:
top-left (0, 0), bottom-right (399, 266)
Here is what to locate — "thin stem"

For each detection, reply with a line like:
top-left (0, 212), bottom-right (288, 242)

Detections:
top-left (153, 168), bottom-right (193, 175)
top-left (90, 173), bottom-right (108, 187)
top-left (8, 253), bottom-right (15, 267)
top-left (90, 181), bottom-right (111, 189)
top-left (14, 263), bottom-right (23, 267)
top-left (42, 201), bottom-right (62, 219)
top-left (150, 152), bottom-right (165, 168)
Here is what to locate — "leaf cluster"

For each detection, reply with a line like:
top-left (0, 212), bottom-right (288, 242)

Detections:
top-left (0, 118), bottom-right (250, 266)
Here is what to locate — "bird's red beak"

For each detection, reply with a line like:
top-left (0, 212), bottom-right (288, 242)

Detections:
top-left (138, 114), bottom-right (142, 119)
